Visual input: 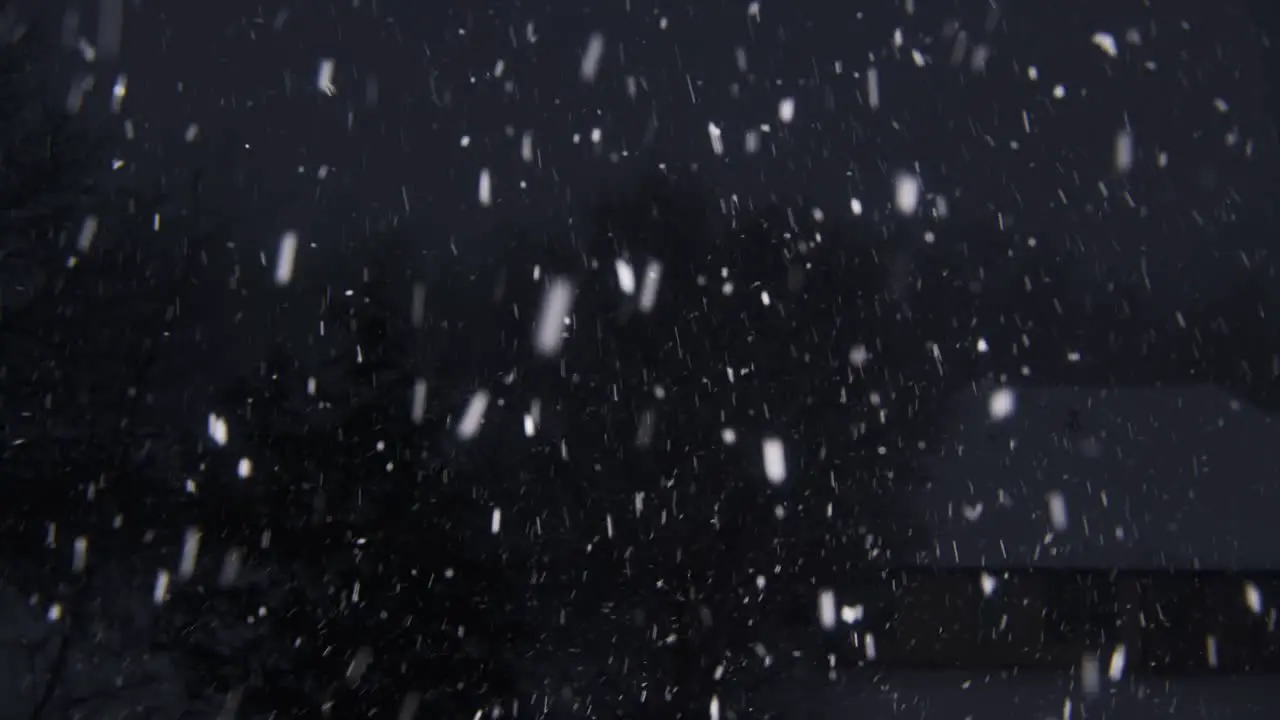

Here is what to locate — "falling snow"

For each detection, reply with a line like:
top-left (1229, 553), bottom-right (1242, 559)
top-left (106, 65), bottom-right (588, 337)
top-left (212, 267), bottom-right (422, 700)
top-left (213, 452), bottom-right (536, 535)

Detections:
top-left (0, 3), bottom-right (1274, 718)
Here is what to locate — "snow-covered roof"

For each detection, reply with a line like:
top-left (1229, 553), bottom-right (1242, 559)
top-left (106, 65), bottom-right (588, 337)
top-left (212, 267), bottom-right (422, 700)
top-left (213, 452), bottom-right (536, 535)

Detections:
top-left (918, 384), bottom-right (1280, 570)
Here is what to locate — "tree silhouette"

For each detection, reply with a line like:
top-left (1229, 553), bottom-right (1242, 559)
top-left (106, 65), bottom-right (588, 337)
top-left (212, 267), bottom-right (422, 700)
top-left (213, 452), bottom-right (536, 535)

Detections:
top-left (0, 10), bottom-right (239, 717)
top-left (150, 220), bottom-right (537, 716)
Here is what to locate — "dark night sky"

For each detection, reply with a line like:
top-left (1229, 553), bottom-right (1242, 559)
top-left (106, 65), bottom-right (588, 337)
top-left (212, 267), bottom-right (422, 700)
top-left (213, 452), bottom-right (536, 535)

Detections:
top-left (3, 0), bottom-right (1280, 717)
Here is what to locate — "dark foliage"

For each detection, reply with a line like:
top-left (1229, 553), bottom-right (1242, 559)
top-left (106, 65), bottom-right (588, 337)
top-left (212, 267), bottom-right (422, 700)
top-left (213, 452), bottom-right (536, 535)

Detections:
top-left (0, 10), bottom-right (240, 717)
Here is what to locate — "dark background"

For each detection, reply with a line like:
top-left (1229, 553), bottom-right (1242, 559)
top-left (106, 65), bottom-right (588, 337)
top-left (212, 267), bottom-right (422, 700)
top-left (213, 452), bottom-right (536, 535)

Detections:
top-left (115, 0), bottom-right (1280, 566)
top-left (1, 0), bottom-right (1278, 717)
